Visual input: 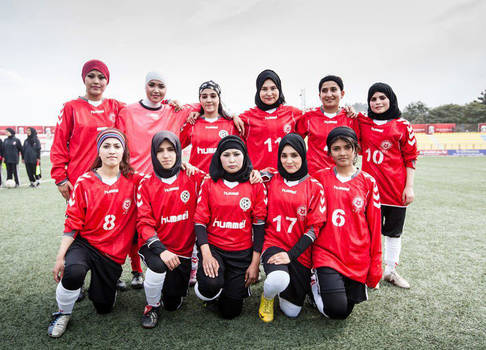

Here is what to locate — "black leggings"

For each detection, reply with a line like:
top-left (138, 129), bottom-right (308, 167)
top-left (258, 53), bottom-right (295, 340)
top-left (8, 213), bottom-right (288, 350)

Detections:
top-left (316, 267), bottom-right (355, 320)
top-left (6, 163), bottom-right (19, 185)
top-left (25, 162), bottom-right (39, 182)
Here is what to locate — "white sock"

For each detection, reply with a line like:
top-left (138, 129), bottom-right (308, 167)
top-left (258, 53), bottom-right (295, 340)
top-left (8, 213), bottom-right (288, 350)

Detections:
top-left (384, 236), bottom-right (402, 273)
top-left (143, 268), bottom-right (166, 307)
top-left (191, 245), bottom-right (198, 271)
top-left (278, 296), bottom-right (302, 318)
top-left (263, 270), bottom-right (290, 299)
top-left (56, 282), bottom-right (80, 314)
top-left (311, 277), bottom-right (326, 316)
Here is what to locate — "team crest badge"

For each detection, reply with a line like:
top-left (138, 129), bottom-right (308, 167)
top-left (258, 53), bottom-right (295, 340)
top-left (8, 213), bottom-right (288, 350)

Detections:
top-left (381, 140), bottom-right (392, 151)
top-left (219, 130), bottom-right (229, 138)
top-left (283, 124), bottom-right (291, 133)
top-left (180, 190), bottom-right (190, 203)
top-left (109, 113), bottom-right (116, 122)
top-left (297, 206), bottom-right (307, 220)
top-left (122, 199), bottom-right (132, 214)
top-left (352, 197), bottom-right (364, 212)
top-left (240, 197), bottom-right (251, 211)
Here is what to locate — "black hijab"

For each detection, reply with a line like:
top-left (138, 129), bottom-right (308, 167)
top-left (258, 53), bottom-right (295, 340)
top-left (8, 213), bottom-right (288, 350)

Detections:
top-left (326, 126), bottom-right (358, 151)
top-left (254, 69), bottom-right (286, 111)
top-left (278, 133), bottom-right (308, 181)
top-left (209, 135), bottom-right (253, 183)
top-left (367, 82), bottom-right (401, 121)
top-left (27, 127), bottom-right (38, 145)
top-left (151, 131), bottom-right (182, 178)
top-left (6, 128), bottom-right (15, 137)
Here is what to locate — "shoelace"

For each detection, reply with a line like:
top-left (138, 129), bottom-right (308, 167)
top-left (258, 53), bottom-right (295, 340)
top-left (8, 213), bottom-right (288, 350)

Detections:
top-left (263, 298), bottom-right (273, 314)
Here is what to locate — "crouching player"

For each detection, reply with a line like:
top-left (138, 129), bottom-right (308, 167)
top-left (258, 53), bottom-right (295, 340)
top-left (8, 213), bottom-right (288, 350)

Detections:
top-left (312, 127), bottom-right (382, 319)
top-left (136, 131), bottom-right (205, 328)
top-left (49, 129), bottom-right (139, 338)
top-left (258, 134), bottom-right (326, 322)
top-left (194, 136), bottom-right (267, 319)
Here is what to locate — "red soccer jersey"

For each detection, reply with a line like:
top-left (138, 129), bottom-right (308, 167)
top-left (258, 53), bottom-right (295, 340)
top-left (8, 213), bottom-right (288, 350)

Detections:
top-left (312, 168), bottom-right (382, 287)
top-left (357, 113), bottom-right (418, 207)
top-left (295, 107), bottom-right (359, 175)
top-left (50, 98), bottom-right (125, 184)
top-left (239, 105), bottom-right (303, 170)
top-left (136, 170), bottom-right (205, 258)
top-left (180, 117), bottom-right (237, 173)
top-left (64, 171), bottom-right (139, 265)
top-left (194, 179), bottom-right (267, 251)
top-left (117, 102), bottom-right (198, 174)
top-left (263, 173), bottom-right (326, 268)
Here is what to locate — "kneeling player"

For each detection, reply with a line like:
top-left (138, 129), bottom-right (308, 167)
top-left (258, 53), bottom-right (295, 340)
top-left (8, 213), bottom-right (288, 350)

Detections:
top-left (49, 129), bottom-right (138, 338)
top-left (137, 131), bottom-right (205, 328)
top-left (258, 133), bottom-right (326, 322)
top-left (194, 136), bottom-right (267, 319)
top-left (312, 127), bottom-right (382, 319)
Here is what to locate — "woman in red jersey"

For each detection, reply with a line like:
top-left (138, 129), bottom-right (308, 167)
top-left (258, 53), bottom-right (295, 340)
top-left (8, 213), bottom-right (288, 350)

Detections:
top-left (312, 127), bottom-right (382, 320)
top-left (357, 83), bottom-right (418, 289)
top-left (295, 75), bottom-right (358, 175)
top-left (137, 131), bottom-right (206, 329)
top-left (51, 59), bottom-right (124, 200)
top-left (237, 69), bottom-right (303, 170)
top-left (48, 129), bottom-right (139, 338)
top-left (194, 135), bottom-right (267, 319)
top-left (258, 133), bottom-right (326, 323)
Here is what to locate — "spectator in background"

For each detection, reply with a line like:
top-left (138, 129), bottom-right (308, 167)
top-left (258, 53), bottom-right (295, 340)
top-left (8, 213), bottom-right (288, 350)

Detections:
top-left (23, 127), bottom-right (42, 187)
top-left (3, 128), bottom-right (23, 187)
top-left (0, 137), bottom-right (3, 186)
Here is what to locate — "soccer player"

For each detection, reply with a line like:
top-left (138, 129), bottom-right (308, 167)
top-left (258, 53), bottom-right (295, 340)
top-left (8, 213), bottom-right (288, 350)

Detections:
top-left (312, 127), bottom-right (382, 319)
top-left (137, 131), bottom-right (205, 329)
top-left (357, 83), bottom-right (418, 288)
top-left (116, 71), bottom-right (195, 289)
top-left (238, 69), bottom-right (303, 170)
top-left (295, 75), bottom-right (358, 175)
top-left (193, 135), bottom-right (267, 319)
top-left (48, 129), bottom-right (139, 338)
top-left (258, 133), bottom-right (326, 322)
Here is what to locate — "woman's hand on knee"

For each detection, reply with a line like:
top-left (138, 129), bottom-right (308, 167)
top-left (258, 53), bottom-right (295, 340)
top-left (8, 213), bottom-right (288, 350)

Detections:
top-left (267, 252), bottom-right (290, 265)
top-left (202, 255), bottom-right (219, 278)
top-left (160, 250), bottom-right (181, 271)
top-left (53, 258), bottom-right (65, 283)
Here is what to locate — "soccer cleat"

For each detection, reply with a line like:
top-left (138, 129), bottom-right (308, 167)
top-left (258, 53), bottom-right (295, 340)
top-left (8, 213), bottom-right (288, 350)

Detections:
top-left (131, 272), bottom-right (144, 289)
top-left (383, 271), bottom-right (410, 289)
top-left (189, 269), bottom-right (197, 287)
top-left (258, 294), bottom-right (274, 322)
top-left (116, 279), bottom-right (128, 291)
top-left (48, 312), bottom-right (71, 338)
top-left (141, 305), bottom-right (160, 328)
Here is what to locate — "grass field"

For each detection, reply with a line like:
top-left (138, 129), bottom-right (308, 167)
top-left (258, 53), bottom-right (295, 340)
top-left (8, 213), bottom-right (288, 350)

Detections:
top-left (0, 157), bottom-right (485, 349)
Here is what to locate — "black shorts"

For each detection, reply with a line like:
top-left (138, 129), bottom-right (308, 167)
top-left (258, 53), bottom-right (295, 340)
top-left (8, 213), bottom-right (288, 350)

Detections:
top-left (197, 245), bottom-right (252, 300)
top-left (381, 205), bottom-right (407, 238)
top-left (262, 246), bottom-right (311, 307)
top-left (139, 245), bottom-right (191, 298)
top-left (316, 267), bottom-right (367, 304)
top-left (64, 238), bottom-right (122, 306)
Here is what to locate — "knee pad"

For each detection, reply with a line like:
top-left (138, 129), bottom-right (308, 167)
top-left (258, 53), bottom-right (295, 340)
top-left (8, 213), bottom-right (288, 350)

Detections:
top-left (93, 301), bottom-right (113, 314)
top-left (194, 282), bottom-right (222, 301)
top-left (218, 296), bottom-right (243, 319)
top-left (264, 270), bottom-right (290, 298)
top-left (163, 295), bottom-right (183, 311)
top-left (195, 277), bottom-right (224, 300)
top-left (322, 293), bottom-right (352, 320)
top-left (62, 264), bottom-right (88, 290)
top-left (278, 297), bottom-right (302, 318)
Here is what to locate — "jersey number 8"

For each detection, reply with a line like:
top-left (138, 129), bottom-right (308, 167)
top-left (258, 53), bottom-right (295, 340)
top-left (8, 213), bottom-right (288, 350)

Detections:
top-left (103, 215), bottom-right (116, 230)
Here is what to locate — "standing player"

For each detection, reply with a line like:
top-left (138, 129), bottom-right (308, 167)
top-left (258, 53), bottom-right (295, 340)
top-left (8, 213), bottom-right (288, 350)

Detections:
top-left (238, 69), bottom-right (303, 170)
top-left (48, 129), bottom-right (139, 338)
top-left (295, 75), bottom-right (358, 176)
top-left (258, 133), bottom-right (326, 322)
top-left (194, 135), bottom-right (267, 319)
top-left (357, 82), bottom-right (418, 288)
top-left (312, 127), bottom-right (382, 319)
top-left (137, 131), bottom-right (205, 329)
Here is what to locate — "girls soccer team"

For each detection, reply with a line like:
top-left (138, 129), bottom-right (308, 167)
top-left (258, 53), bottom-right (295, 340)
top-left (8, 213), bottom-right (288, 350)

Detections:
top-left (48, 59), bottom-right (418, 338)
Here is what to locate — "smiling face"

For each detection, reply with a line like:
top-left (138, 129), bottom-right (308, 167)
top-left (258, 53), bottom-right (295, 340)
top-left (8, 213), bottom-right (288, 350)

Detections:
top-left (280, 144), bottom-right (302, 174)
top-left (329, 138), bottom-right (356, 168)
top-left (259, 79), bottom-right (279, 106)
top-left (156, 140), bottom-right (177, 170)
top-left (84, 69), bottom-right (107, 100)
top-left (145, 80), bottom-right (167, 104)
top-left (220, 148), bottom-right (244, 173)
top-left (369, 92), bottom-right (390, 114)
top-left (320, 81), bottom-right (344, 111)
top-left (199, 88), bottom-right (220, 115)
top-left (99, 138), bottom-right (124, 168)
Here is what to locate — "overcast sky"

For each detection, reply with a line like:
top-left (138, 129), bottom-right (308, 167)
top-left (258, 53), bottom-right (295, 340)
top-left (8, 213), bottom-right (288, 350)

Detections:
top-left (1, 0), bottom-right (485, 124)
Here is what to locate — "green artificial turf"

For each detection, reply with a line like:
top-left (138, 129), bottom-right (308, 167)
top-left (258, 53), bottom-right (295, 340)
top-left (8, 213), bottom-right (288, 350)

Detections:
top-left (0, 157), bottom-right (484, 349)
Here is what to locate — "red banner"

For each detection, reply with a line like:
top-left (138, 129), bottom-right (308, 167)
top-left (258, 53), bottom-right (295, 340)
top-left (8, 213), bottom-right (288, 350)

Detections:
top-left (479, 123), bottom-right (486, 132)
top-left (412, 124), bottom-right (427, 132)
